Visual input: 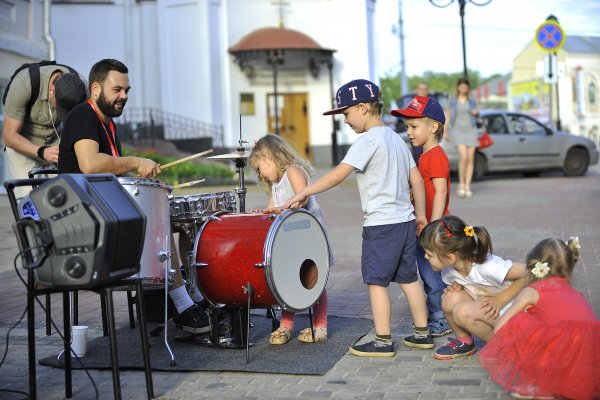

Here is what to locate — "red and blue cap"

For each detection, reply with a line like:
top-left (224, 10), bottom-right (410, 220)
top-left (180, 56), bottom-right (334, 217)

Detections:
top-left (391, 95), bottom-right (446, 124)
top-left (323, 79), bottom-right (382, 115)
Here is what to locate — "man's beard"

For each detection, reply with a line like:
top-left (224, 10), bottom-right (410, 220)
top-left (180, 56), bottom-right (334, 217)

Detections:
top-left (96, 89), bottom-right (126, 118)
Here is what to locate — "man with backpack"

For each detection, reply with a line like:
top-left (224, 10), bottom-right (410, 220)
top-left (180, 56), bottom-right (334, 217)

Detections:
top-left (2, 61), bottom-right (86, 197)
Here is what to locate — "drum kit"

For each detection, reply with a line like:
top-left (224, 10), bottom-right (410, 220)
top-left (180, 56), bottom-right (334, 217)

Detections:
top-left (120, 138), bottom-right (330, 362)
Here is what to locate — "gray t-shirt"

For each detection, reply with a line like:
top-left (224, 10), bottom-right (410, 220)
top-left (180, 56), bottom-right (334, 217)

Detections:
top-left (341, 125), bottom-right (416, 227)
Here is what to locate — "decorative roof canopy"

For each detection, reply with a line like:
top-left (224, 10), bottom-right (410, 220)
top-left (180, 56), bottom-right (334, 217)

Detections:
top-left (229, 27), bottom-right (331, 52)
top-left (229, 27), bottom-right (335, 79)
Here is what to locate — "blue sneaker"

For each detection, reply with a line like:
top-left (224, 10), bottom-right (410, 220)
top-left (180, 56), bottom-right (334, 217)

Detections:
top-left (433, 337), bottom-right (476, 360)
top-left (428, 318), bottom-right (452, 338)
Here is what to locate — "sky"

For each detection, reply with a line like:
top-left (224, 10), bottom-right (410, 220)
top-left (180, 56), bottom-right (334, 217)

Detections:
top-left (374, 0), bottom-right (600, 79)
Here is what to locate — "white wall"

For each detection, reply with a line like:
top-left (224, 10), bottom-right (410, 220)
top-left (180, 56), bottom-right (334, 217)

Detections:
top-left (51, 0), bottom-right (162, 109)
top-left (49, 0), bottom-right (377, 162)
top-left (563, 55), bottom-right (600, 136)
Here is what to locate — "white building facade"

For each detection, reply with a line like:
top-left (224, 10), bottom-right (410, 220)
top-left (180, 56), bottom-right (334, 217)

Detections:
top-left (43, 0), bottom-right (379, 165)
top-left (510, 36), bottom-right (600, 140)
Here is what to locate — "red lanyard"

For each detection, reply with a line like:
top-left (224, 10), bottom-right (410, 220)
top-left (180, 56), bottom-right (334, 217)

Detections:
top-left (87, 99), bottom-right (119, 157)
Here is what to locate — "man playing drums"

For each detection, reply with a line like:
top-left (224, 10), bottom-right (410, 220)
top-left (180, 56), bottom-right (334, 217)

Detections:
top-left (58, 58), bottom-right (209, 333)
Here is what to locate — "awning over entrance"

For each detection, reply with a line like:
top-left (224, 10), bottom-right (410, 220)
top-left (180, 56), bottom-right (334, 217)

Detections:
top-left (228, 26), bottom-right (335, 79)
top-left (229, 26), bottom-right (338, 162)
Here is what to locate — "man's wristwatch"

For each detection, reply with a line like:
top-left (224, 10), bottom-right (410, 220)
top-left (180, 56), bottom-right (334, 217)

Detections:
top-left (37, 145), bottom-right (49, 160)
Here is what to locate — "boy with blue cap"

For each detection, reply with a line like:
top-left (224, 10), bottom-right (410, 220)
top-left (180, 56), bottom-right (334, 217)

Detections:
top-left (285, 79), bottom-right (433, 356)
top-left (392, 96), bottom-right (453, 339)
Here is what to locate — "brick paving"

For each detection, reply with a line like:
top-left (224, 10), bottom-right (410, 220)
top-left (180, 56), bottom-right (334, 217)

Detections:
top-left (0, 164), bottom-right (598, 399)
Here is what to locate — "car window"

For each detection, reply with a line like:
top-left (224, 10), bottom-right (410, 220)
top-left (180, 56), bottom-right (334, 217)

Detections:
top-left (485, 115), bottom-right (508, 134)
top-left (508, 114), bottom-right (546, 135)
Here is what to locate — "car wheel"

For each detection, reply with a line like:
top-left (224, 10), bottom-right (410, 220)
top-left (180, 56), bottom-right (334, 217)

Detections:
top-left (563, 147), bottom-right (589, 176)
top-left (473, 152), bottom-right (487, 181)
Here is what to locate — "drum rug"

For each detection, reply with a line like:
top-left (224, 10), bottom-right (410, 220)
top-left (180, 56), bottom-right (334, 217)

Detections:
top-left (38, 313), bottom-right (373, 375)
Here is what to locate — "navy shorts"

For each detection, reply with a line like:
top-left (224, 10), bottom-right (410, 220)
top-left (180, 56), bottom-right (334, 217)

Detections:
top-left (361, 220), bottom-right (418, 286)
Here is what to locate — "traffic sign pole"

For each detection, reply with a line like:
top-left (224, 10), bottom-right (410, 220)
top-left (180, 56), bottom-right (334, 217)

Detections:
top-left (554, 51), bottom-right (562, 130)
top-left (536, 16), bottom-right (565, 130)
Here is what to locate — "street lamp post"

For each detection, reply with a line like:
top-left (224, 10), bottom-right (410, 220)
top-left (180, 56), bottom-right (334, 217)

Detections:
top-left (429, 0), bottom-right (492, 79)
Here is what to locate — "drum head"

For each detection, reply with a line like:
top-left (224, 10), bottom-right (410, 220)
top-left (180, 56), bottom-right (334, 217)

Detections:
top-left (265, 209), bottom-right (330, 311)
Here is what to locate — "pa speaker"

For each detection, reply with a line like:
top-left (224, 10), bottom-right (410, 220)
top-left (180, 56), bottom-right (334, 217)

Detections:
top-left (14, 174), bottom-right (146, 289)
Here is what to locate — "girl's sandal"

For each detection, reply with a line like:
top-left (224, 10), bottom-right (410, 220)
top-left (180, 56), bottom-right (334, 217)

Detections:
top-left (457, 185), bottom-right (466, 198)
top-left (297, 327), bottom-right (328, 343)
top-left (269, 327), bottom-right (291, 345)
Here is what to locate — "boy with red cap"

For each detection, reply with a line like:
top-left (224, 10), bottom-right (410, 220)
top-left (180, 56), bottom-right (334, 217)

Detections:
top-left (285, 79), bottom-right (433, 356)
top-left (391, 96), bottom-right (452, 339)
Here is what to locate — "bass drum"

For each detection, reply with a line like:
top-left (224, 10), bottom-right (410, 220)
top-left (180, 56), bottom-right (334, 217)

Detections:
top-left (194, 210), bottom-right (330, 312)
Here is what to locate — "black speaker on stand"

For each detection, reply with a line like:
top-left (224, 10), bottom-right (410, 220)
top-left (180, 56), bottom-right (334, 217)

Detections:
top-left (6, 174), bottom-right (154, 399)
top-left (14, 173), bottom-right (145, 289)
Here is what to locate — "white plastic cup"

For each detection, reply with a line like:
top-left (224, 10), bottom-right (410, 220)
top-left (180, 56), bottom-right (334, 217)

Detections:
top-left (71, 325), bottom-right (88, 357)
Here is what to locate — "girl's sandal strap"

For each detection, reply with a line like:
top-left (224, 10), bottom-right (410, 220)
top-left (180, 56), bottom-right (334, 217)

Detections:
top-left (269, 327), bottom-right (291, 345)
top-left (297, 327), bottom-right (328, 343)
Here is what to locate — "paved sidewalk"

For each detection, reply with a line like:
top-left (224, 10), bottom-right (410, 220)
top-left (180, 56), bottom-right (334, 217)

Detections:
top-left (0, 165), bottom-right (599, 399)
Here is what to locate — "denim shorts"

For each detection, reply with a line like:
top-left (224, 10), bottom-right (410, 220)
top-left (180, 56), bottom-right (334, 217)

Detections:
top-left (361, 220), bottom-right (418, 286)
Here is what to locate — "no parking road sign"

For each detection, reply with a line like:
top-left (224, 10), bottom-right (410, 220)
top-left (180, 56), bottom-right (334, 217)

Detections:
top-left (536, 20), bottom-right (566, 52)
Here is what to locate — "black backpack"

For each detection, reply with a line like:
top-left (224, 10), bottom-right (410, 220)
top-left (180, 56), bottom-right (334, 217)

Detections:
top-left (2, 60), bottom-right (76, 116)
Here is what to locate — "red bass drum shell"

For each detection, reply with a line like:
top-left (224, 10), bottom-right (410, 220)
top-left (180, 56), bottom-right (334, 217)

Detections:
top-left (193, 210), bottom-right (330, 312)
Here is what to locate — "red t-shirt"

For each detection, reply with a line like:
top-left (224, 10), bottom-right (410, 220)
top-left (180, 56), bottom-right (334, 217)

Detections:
top-left (418, 145), bottom-right (450, 222)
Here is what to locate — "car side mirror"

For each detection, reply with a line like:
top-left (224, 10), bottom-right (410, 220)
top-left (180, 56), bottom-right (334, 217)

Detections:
top-left (545, 126), bottom-right (553, 135)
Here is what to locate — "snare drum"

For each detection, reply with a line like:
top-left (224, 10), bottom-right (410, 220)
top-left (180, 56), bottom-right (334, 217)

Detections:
top-left (193, 210), bottom-right (330, 312)
top-left (170, 191), bottom-right (236, 222)
top-left (118, 177), bottom-right (172, 284)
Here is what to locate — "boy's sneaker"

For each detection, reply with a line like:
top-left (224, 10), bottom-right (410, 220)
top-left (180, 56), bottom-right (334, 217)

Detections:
top-left (402, 335), bottom-right (434, 349)
top-left (433, 337), bottom-right (476, 360)
top-left (173, 304), bottom-right (211, 333)
top-left (349, 340), bottom-right (395, 357)
top-left (428, 318), bottom-right (452, 338)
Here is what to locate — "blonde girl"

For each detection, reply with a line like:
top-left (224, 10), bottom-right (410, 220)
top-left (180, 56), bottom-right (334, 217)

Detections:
top-left (480, 237), bottom-right (599, 399)
top-left (419, 215), bottom-right (528, 360)
top-left (248, 134), bottom-right (333, 344)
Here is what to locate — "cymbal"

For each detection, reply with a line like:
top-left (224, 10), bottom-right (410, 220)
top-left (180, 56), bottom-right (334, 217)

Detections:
top-left (207, 150), bottom-right (250, 160)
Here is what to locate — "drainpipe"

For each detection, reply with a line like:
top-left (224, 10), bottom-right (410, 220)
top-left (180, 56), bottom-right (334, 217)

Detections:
top-left (43, 0), bottom-right (55, 60)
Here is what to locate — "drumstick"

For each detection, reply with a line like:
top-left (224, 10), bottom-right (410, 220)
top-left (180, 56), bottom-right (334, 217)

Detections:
top-left (160, 149), bottom-right (213, 170)
top-left (172, 179), bottom-right (206, 189)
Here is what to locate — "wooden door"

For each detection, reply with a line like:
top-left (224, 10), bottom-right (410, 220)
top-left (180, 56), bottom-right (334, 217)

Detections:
top-left (267, 93), bottom-right (311, 160)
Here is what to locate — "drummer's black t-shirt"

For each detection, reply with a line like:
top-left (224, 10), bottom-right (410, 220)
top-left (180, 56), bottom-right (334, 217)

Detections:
top-left (58, 102), bottom-right (123, 174)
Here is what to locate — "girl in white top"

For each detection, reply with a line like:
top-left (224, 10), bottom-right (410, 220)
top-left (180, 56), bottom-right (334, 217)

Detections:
top-left (418, 215), bottom-right (529, 360)
top-left (248, 134), bottom-right (333, 345)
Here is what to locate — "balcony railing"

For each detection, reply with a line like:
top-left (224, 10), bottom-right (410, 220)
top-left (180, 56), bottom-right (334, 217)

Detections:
top-left (117, 107), bottom-right (224, 148)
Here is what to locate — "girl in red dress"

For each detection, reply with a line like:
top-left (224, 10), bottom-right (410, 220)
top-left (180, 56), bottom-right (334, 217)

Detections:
top-left (479, 237), bottom-right (600, 399)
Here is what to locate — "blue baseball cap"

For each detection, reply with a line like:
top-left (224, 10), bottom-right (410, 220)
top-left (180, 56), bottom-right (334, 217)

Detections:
top-left (390, 95), bottom-right (446, 124)
top-left (323, 79), bottom-right (382, 115)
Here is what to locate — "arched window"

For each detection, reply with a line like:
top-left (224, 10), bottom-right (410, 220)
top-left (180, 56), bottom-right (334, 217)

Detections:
top-left (589, 81), bottom-right (597, 106)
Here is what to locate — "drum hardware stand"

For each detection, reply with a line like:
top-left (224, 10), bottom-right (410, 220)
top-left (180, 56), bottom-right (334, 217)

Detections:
top-left (244, 282), bottom-right (254, 363)
top-left (234, 151), bottom-right (248, 213)
top-left (308, 307), bottom-right (316, 343)
top-left (235, 114), bottom-right (249, 213)
top-left (56, 292), bottom-right (78, 361)
top-left (157, 245), bottom-right (176, 366)
top-left (266, 307), bottom-right (280, 331)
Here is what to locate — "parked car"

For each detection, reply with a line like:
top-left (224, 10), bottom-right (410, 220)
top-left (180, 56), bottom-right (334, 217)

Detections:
top-left (400, 110), bottom-right (599, 179)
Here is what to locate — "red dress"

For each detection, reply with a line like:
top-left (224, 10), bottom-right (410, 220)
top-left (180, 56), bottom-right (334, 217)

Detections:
top-left (479, 277), bottom-right (600, 399)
